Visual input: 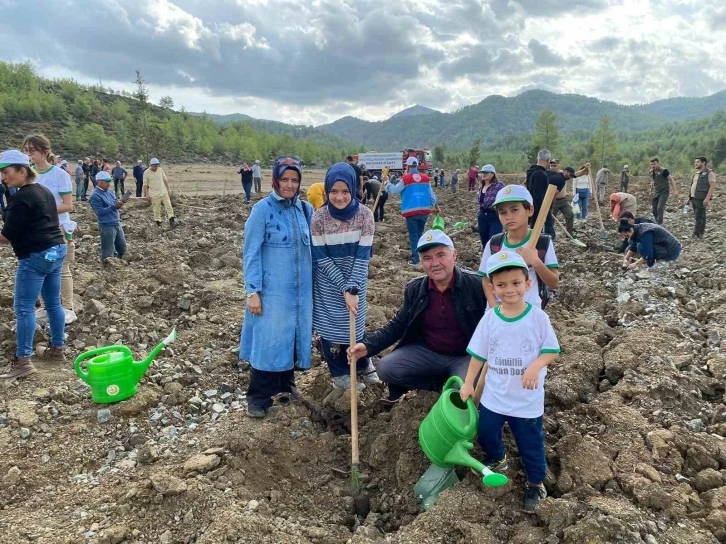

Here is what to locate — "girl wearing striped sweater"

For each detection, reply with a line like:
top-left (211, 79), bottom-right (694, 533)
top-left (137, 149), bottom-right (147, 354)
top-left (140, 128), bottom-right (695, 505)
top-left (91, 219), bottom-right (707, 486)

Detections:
top-left (312, 163), bottom-right (380, 390)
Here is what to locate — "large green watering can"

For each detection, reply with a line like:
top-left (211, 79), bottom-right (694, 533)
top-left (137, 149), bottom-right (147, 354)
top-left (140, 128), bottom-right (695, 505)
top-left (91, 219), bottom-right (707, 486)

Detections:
top-left (74, 329), bottom-right (177, 404)
top-left (415, 376), bottom-right (508, 508)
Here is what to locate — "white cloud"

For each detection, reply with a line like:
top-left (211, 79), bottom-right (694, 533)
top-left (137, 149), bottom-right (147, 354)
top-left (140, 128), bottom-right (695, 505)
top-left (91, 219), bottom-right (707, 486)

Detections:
top-left (0, 0), bottom-right (723, 125)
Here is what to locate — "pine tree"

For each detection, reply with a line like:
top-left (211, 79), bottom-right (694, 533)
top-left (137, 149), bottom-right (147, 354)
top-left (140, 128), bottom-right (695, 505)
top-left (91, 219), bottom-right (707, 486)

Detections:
top-left (590, 115), bottom-right (617, 167)
top-left (531, 110), bottom-right (559, 156)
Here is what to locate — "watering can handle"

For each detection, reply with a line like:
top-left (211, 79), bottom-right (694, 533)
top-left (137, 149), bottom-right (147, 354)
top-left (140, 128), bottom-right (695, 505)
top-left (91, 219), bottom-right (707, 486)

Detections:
top-left (442, 376), bottom-right (479, 437)
top-left (73, 345), bottom-right (134, 383)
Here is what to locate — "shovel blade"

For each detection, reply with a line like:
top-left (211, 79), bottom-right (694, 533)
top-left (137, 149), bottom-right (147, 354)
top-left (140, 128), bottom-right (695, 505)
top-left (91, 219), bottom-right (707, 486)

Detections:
top-left (414, 464), bottom-right (459, 510)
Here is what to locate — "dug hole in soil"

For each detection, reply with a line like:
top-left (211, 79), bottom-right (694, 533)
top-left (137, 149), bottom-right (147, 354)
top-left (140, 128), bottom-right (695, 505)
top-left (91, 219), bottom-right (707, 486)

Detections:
top-left (1, 174), bottom-right (725, 544)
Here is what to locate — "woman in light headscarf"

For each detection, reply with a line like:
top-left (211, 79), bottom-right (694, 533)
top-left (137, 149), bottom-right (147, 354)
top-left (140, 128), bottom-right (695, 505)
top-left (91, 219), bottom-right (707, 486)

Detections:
top-left (311, 163), bottom-right (379, 390)
top-left (239, 156), bottom-right (314, 418)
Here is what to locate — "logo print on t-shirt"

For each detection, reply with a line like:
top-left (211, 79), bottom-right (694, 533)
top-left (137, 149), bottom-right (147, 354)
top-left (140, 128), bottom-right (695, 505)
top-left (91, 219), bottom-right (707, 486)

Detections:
top-left (489, 337), bottom-right (499, 355)
top-left (412, 173), bottom-right (422, 182)
top-left (520, 339), bottom-right (534, 355)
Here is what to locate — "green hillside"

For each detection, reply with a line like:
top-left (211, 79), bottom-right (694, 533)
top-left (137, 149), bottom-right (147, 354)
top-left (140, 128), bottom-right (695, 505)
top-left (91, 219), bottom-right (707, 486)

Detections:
top-left (0, 62), bottom-right (358, 166)
top-left (318, 89), bottom-right (726, 151)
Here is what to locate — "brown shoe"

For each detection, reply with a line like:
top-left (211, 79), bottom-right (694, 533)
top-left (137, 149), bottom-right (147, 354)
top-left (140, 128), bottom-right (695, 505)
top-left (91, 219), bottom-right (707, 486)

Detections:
top-left (0, 357), bottom-right (37, 380)
top-left (37, 346), bottom-right (65, 362)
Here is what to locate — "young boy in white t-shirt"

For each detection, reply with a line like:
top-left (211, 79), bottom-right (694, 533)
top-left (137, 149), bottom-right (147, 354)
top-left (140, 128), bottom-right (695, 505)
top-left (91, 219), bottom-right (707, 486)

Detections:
top-left (479, 185), bottom-right (559, 309)
top-left (460, 250), bottom-right (560, 513)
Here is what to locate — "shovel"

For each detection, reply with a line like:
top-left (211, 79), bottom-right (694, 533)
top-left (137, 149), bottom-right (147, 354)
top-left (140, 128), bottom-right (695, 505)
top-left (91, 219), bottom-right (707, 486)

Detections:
top-left (348, 309), bottom-right (369, 517)
top-left (588, 172), bottom-right (609, 239)
top-left (553, 216), bottom-right (587, 248)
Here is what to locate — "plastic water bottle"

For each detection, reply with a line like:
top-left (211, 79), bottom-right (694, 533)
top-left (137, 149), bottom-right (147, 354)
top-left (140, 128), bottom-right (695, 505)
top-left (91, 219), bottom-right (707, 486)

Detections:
top-left (44, 247), bottom-right (58, 262)
top-left (682, 204), bottom-right (690, 213)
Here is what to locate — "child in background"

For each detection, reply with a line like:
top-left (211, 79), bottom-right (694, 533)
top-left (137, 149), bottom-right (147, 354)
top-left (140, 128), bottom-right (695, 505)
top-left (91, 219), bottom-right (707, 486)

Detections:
top-left (311, 162), bottom-right (380, 390)
top-left (460, 251), bottom-right (560, 513)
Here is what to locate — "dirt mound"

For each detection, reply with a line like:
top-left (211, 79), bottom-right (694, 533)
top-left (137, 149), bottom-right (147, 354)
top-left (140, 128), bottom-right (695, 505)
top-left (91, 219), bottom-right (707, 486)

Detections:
top-left (1, 174), bottom-right (725, 543)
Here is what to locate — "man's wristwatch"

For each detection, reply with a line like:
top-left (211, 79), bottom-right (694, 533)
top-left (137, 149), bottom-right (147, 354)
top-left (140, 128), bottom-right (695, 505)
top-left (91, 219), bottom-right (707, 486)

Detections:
top-left (345, 287), bottom-right (359, 296)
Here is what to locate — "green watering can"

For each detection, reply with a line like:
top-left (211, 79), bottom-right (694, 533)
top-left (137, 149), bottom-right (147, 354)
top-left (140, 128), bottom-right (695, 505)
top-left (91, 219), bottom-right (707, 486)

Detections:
top-left (415, 376), bottom-right (508, 508)
top-left (432, 215), bottom-right (445, 231)
top-left (74, 329), bottom-right (177, 404)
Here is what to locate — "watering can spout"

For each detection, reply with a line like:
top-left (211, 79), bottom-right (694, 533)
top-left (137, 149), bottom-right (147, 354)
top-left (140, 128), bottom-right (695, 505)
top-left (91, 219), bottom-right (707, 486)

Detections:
top-left (443, 441), bottom-right (509, 488)
top-left (133, 328), bottom-right (177, 381)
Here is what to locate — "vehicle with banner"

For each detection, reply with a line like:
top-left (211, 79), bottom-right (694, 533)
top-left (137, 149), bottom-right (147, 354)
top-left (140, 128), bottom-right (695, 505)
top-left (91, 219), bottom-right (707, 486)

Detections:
top-left (354, 148), bottom-right (434, 178)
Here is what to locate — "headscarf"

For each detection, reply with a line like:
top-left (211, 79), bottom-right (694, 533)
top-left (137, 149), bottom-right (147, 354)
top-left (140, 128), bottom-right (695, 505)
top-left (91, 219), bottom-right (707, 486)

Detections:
top-left (272, 155), bottom-right (302, 202)
top-left (324, 162), bottom-right (359, 221)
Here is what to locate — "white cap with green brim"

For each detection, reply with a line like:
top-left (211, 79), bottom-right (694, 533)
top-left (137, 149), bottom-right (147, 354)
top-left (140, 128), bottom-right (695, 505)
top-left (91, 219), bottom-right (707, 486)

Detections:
top-left (417, 229), bottom-right (454, 253)
top-left (96, 171), bottom-right (113, 182)
top-left (486, 250), bottom-right (528, 276)
top-left (0, 149), bottom-right (31, 168)
top-left (494, 184), bottom-right (533, 206)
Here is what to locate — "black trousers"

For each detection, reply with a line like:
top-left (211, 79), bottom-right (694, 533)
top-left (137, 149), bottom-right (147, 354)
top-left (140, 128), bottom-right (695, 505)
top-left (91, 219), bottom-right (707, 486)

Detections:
top-left (374, 192), bottom-right (388, 222)
top-left (135, 178), bottom-right (144, 197)
top-left (114, 179), bottom-right (125, 197)
top-left (691, 197), bottom-right (706, 236)
top-left (247, 368), bottom-right (296, 411)
top-left (652, 190), bottom-right (669, 224)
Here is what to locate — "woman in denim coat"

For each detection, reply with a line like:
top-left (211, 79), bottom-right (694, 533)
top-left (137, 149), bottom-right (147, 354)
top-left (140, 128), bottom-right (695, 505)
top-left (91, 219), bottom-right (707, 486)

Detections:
top-left (240, 156), bottom-right (314, 418)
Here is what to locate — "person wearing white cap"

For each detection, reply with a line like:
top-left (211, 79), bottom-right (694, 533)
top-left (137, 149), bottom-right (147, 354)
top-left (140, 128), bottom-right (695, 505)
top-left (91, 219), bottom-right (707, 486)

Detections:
top-left (132, 160), bottom-right (146, 197)
top-left (143, 158), bottom-right (175, 228)
top-left (460, 250), bottom-right (559, 514)
top-left (252, 160), bottom-right (263, 193)
top-left (89, 171), bottom-right (127, 264)
top-left (0, 149), bottom-right (68, 380)
top-left (479, 185), bottom-right (559, 310)
top-left (386, 156), bottom-right (438, 265)
top-left (620, 165), bottom-right (630, 192)
top-left (348, 227), bottom-right (487, 401)
top-left (22, 134), bottom-right (77, 324)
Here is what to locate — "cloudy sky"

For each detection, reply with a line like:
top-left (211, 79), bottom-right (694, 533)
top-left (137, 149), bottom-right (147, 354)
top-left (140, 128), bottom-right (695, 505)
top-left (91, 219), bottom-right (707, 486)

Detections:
top-left (2, 0), bottom-right (725, 125)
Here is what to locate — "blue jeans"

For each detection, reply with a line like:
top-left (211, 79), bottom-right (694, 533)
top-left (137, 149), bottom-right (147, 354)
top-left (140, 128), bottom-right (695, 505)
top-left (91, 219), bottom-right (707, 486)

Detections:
top-left (576, 188), bottom-right (590, 219)
top-left (405, 215), bottom-right (428, 263)
top-left (242, 181), bottom-right (253, 203)
top-left (320, 338), bottom-right (370, 378)
top-left (440, 176), bottom-right (446, 189)
top-left (99, 225), bottom-right (127, 261)
top-left (75, 177), bottom-right (83, 200)
top-left (477, 209), bottom-right (502, 248)
top-left (14, 245), bottom-right (67, 358)
top-left (477, 405), bottom-right (546, 485)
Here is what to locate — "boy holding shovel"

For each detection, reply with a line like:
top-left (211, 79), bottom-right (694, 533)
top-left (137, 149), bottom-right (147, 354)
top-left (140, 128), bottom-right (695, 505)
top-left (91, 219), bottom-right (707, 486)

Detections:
top-left (460, 250), bottom-right (560, 513)
top-left (479, 185), bottom-right (560, 310)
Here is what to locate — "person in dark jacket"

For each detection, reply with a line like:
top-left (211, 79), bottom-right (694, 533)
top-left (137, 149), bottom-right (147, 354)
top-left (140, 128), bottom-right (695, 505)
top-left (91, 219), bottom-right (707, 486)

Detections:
top-left (82, 158), bottom-right (91, 200)
top-left (90, 160), bottom-right (100, 189)
top-left (617, 211), bottom-right (655, 253)
top-left (111, 161), bottom-right (128, 198)
top-left (132, 160), bottom-right (146, 197)
top-left (619, 220), bottom-right (681, 270)
top-left (348, 229), bottom-right (486, 400)
top-left (526, 149), bottom-right (564, 240)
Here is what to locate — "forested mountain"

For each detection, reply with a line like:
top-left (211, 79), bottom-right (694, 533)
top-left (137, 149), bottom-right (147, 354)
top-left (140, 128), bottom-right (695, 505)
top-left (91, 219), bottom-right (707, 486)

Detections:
top-left (390, 105), bottom-right (438, 119)
top-left (319, 89), bottom-right (726, 151)
top-left (0, 62), bottom-right (359, 166)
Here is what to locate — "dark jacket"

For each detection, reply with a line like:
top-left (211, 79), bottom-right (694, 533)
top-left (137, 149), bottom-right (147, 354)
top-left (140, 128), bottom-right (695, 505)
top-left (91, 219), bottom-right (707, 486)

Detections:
top-left (526, 164), bottom-right (553, 226)
top-left (362, 267), bottom-right (486, 357)
top-left (618, 217), bottom-right (655, 253)
top-left (133, 165), bottom-right (145, 181)
top-left (628, 222), bottom-right (681, 266)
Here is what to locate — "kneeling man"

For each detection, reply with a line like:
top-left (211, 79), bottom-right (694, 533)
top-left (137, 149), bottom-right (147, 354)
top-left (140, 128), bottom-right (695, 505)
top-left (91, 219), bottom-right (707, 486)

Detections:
top-left (349, 229), bottom-right (486, 400)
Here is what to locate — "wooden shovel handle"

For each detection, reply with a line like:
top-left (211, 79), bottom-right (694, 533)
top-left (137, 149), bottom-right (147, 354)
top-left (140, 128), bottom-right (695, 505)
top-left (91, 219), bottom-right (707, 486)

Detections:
top-left (349, 310), bottom-right (360, 467)
top-left (371, 187), bottom-right (383, 213)
top-left (528, 184), bottom-right (559, 248)
top-left (588, 173), bottom-right (606, 230)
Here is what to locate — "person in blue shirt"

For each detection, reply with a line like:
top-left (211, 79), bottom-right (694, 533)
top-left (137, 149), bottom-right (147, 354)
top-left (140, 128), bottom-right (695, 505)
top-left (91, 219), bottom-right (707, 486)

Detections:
top-left (89, 171), bottom-right (127, 265)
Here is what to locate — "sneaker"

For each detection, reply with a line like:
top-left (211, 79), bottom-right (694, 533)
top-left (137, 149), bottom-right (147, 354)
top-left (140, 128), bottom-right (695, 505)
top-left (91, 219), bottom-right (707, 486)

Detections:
top-left (35, 308), bottom-right (48, 321)
top-left (0, 357), bottom-right (37, 380)
top-left (523, 484), bottom-right (547, 513)
top-left (64, 309), bottom-right (78, 324)
top-left (332, 374), bottom-right (365, 391)
top-left (169, 217), bottom-right (176, 229)
top-left (407, 260), bottom-right (419, 266)
top-left (247, 406), bottom-right (266, 418)
top-left (36, 346), bottom-right (65, 362)
top-left (485, 455), bottom-right (509, 472)
top-left (359, 360), bottom-right (381, 385)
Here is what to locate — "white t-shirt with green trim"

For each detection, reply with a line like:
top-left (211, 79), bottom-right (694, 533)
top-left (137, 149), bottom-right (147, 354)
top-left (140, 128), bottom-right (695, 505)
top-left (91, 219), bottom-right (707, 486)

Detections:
top-left (466, 303), bottom-right (560, 418)
top-left (36, 165), bottom-right (76, 233)
top-left (478, 229), bottom-right (558, 308)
